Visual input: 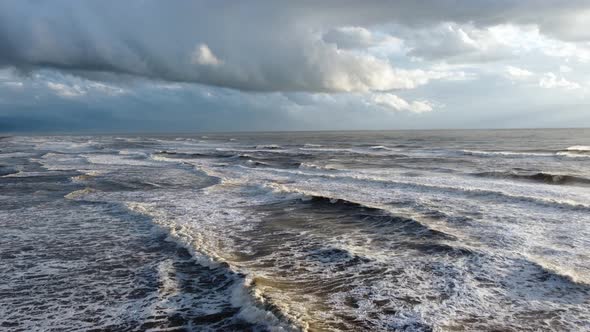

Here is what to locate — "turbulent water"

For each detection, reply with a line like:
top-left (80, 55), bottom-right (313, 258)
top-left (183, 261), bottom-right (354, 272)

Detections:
top-left (1, 129), bottom-right (590, 331)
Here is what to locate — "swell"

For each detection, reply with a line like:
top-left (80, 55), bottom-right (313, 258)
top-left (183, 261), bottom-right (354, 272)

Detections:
top-left (156, 150), bottom-right (590, 212)
top-left (462, 148), bottom-right (590, 159)
top-left (305, 196), bottom-right (456, 238)
top-left (155, 150), bottom-right (225, 159)
top-left (474, 171), bottom-right (590, 186)
top-left (199, 163), bottom-right (475, 259)
top-left (260, 182), bottom-right (466, 245)
top-left (0, 166), bottom-right (18, 177)
top-left (243, 166), bottom-right (590, 212)
top-left (155, 150), bottom-right (310, 169)
top-left (460, 149), bottom-right (555, 158)
top-left (264, 188), bottom-right (590, 288)
top-left (158, 156), bottom-right (590, 290)
top-left (556, 152), bottom-right (590, 158)
top-left (523, 254), bottom-right (590, 286)
top-left (236, 153), bottom-right (306, 169)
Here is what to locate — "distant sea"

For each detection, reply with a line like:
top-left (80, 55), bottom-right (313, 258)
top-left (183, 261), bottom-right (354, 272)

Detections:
top-left (1, 129), bottom-right (589, 331)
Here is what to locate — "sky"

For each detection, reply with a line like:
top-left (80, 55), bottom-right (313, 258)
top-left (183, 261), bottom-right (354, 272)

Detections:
top-left (1, 0), bottom-right (590, 132)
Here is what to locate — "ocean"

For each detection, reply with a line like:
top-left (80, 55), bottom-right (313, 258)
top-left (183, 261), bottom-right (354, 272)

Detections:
top-left (1, 129), bottom-right (589, 331)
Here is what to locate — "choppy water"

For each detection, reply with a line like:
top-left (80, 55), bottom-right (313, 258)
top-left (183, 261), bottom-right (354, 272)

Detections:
top-left (1, 129), bottom-right (589, 331)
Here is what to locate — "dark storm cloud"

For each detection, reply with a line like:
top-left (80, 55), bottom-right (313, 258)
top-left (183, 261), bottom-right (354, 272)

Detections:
top-left (0, 0), bottom-right (589, 93)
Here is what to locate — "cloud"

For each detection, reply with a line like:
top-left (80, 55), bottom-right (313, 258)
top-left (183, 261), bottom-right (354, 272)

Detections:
top-left (369, 93), bottom-right (433, 113)
top-left (400, 23), bottom-right (590, 65)
top-left (191, 44), bottom-right (222, 66)
top-left (502, 66), bottom-right (583, 91)
top-left (539, 72), bottom-right (581, 90)
top-left (36, 70), bottom-right (129, 99)
top-left (542, 41), bottom-right (590, 63)
top-left (505, 66), bottom-right (534, 80)
top-left (322, 27), bottom-right (395, 50)
top-left (404, 23), bottom-right (514, 62)
top-left (0, 68), bottom-right (24, 89)
top-left (1, 0), bottom-right (589, 94)
top-left (44, 80), bottom-right (125, 98)
top-left (1, 81), bottom-right (23, 88)
top-left (560, 65), bottom-right (573, 73)
top-left (2, 66), bottom-right (589, 132)
top-left (46, 82), bottom-right (86, 98)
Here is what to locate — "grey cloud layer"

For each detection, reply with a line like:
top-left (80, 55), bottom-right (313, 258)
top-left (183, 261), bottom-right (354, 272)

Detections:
top-left (1, 0), bottom-right (589, 93)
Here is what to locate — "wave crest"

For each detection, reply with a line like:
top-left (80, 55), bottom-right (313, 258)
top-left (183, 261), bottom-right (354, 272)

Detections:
top-left (566, 145), bottom-right (590, 152)
top-left (474, 171), bottom-right (590, 186)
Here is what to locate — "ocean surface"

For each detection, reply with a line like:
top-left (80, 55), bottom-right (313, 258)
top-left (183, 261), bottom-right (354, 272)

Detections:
top-left (1, 129), bottom-right (589, 331)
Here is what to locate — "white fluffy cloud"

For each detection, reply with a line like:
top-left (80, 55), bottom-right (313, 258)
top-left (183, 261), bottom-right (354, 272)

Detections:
top-left (505, 66), bottom-right (534, 80)
top-left (539, 72), bottom-right (581, 90)
top-left (191, 44), bottom-right (222, 66)
top-left (403, 23), bottom-right (516, 62)
top-left (369, 93), bottom-right (433, 113)
top-left (503, 66), bottom-right (584, 91)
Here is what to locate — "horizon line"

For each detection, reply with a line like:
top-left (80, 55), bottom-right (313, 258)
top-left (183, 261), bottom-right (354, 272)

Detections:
top-left (2, 126), bottom-right (589, 136)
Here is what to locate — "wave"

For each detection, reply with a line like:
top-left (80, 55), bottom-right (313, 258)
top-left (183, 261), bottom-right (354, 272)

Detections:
top-left (215, 147), bottom-right (301, 155)
top-left (235, 153), bottom-right (303, 169)
top-left (64, 187), bottom-right (98, 199)
top-left (474, 171), bottom-right (590, 186)
top-left (255, 144), bottom-right (281, 150)
top-left (298, 162), bottom-right (339, 171)
top-left (463, 146), bottom-right (590, 160)
top-left (235, 165), bottom-right (590, 212)
top-left (261, 181), bottom-right (465, 241)
top-left (368, 145), bottom-right (392, 151)
top-left (154, 150), bottom-right (264, 161)
top-left (296, 194), bottom-right (460, 242)
top-left (566, 145), bottom-right (590, 152)
top-left (0, 166), bottom-right (18, 177)
top-left (253, 174), bottom-right (590, 289)
top-left (299, 147), bottom-right (353, 152)
top-left (299, 147), bottom-right (403, 157)
top-left (393, 144), bottom-right (422, 148)
top-left (245, 159), bottom-right (271, 167)
top-left (346, 175), bottom-right (590, 212)
top-left (462, 148), bottom-right (590, 159)
top-left (123, 201), bottom-right (301, 331)
top-left (461, 150), bottom-right (555, 158)
top-left (524, 253), bottom-right (590, 286)
top-left (556, 152), bottom-right (590, 158)
top-left (537, 258), bottom-right (590, 287)
top-left (0, 152), bottom-right (37, 158)
top-left (83, 154), bottom-right (160, 167)
top-left (155, 150), bottom-right (209, 158)
top-left (118, 150), bottom-right (148, 157)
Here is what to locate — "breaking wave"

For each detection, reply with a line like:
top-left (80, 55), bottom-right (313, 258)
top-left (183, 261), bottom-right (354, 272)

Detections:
top-left (474, 171), bottom-right (590, 186)
top-left (566, 145), bottom-right (590, 152)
